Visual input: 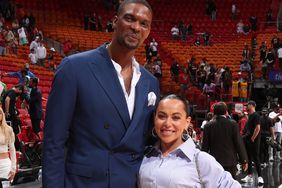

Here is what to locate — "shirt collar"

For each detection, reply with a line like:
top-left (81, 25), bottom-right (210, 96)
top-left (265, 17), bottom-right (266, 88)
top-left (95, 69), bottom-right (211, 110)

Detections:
top-left (173, 138), bottom-right (197, 161)
top-left (111, 58), bottom-right (141, 75)
top-left (150, 138), bottom-right (197, 161)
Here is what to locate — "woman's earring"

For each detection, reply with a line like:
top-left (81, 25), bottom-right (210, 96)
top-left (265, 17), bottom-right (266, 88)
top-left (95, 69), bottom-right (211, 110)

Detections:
top-left (152, 128), bottom-right (157, 138)
top-left (182, 129), bottom-right (189, 141)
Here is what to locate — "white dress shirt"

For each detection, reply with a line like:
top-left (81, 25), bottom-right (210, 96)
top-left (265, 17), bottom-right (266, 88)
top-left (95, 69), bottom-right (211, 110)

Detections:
top-left (111, 58), bottom-right (141, 119)
top-left (139, 138), bottom-right (241, 188)
top-left (277, 48), bottom-right (282, 58)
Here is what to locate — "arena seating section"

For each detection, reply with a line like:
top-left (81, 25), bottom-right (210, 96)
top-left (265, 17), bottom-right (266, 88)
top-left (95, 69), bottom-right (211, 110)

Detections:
top-left (0, 0), bottom-right (280, 111)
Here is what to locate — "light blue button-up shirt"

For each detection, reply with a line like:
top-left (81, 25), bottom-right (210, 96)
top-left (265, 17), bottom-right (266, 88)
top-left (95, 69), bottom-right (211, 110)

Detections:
top-left (138, 138), bottom-right (241, 188)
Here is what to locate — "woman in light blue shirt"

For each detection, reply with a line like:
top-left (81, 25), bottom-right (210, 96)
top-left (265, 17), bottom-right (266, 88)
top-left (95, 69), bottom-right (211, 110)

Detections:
top-left (139, 94), bottom-right (241, 188)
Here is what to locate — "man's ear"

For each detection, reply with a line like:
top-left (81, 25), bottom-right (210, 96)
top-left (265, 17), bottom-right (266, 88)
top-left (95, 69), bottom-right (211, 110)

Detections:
top-left (112, 16), bottom-right (118, 30)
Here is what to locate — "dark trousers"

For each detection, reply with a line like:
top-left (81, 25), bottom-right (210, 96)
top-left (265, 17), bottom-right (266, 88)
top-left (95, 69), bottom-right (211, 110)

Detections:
top-left (6, 115), bottom-right (21, 150)
top-left (6, 115), bottom-right (20, 135)
top-left (31, 118), bottom-right (41, 134)
top-left (260, 136), bottom-right (269, 163)
top-left (245, 138), bottom-right (262, 176)
top-left (223, 165), bottom-right (237, 179)
top-left (279, 58), bottom-right (282, 69)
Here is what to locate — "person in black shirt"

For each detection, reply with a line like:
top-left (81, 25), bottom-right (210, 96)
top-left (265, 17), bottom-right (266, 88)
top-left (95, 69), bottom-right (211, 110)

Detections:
top-left (187, 22), bottom-right (192, 35)
top-left (170, 60), bottom-right (180, 82)
top-left (89, 13), bottom-right (97, 31)
top-left (271, 35), bottom-right (280, 54)
top-left (188, 57), bottom-right (198, 84)
top-left (2, 84), bottom-right (24, 136)
top-left (259, 41), bottom-right (267, 64)
top-left (84, 14), bottom-right (89, 30)
top-left (259, 108), bottom-right (275, 165)
top-left (242, 101), bottom-right (264, 185)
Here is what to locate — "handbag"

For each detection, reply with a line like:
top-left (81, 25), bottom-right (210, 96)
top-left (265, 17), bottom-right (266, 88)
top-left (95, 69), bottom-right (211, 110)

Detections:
top-left (195, 151), bottom-right (205, 188)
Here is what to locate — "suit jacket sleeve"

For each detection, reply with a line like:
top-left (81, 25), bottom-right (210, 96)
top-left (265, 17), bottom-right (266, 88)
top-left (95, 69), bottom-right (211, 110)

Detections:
top-left (232, 122), bottom-right (248, 164)
top-left (42, 58), bottom-right (77, 188)
top-left (202, 124), bottom-right (210, 152)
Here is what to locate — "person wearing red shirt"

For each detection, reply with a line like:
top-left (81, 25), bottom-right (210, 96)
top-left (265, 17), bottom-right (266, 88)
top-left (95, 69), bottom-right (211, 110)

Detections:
top-left (238, 111), bottom-right (247, 135)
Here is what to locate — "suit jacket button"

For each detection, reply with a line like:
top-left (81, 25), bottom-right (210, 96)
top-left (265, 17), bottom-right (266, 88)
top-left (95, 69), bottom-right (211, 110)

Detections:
top-left (104, 123), bottom-right (110, 129)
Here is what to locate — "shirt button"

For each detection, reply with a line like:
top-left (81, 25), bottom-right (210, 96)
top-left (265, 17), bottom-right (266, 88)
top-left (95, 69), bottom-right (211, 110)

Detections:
top-left (131, 154), bottom-right (137, 160)
top-left (104, 123), bottom-right (110, 129)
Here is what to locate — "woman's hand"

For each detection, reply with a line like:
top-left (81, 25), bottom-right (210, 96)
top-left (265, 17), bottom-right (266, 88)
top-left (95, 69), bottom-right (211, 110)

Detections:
top-left (8, 171), bottom-right (16, 181)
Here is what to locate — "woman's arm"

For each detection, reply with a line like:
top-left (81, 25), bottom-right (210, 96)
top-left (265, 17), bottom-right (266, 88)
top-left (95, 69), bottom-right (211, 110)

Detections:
top-left (8, 128), bottom-right (16, 173)
top-left (198, 152), bottom-right (241, 188)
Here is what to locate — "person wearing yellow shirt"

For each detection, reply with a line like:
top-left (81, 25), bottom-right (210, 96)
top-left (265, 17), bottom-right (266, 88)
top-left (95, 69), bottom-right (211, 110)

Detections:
top-left (240, 81), bottom-right (248, 102)
top-left (232, 80), bottom-right (239, 101)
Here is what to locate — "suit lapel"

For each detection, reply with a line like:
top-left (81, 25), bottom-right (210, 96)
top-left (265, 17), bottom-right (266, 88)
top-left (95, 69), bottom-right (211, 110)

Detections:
top-left (88, 45), bottom-right (131, 127)
top-left (117, 73), bottom-right (150, 147)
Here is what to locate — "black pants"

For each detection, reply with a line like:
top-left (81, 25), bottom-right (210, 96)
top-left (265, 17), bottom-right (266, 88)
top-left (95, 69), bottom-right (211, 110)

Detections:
top-left (260, 136), bottom-right (269, 163)
top-left (6, 115), bottom-right (21, 150)
top-left (6, 115), bottom-right (20, 135)
top-left (279, 58), bottom-right (282, 69)
top-left (223, 165), bottom-right (237, 179)
top-left (245, 138), bottom-right (262, 176)
top-left (31, 118), bottom-right (41, 134)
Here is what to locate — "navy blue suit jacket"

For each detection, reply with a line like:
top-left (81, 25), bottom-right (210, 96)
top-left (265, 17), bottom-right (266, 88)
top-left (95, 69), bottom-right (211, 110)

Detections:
top-left (42, 44), bottom-right (160, 188)
top-left (29, 87), bottom-right (43, 119)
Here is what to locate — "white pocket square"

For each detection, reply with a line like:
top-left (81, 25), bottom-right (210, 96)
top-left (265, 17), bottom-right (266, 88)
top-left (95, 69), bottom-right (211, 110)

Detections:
top-left (148, 92), bottom-right (156, 106)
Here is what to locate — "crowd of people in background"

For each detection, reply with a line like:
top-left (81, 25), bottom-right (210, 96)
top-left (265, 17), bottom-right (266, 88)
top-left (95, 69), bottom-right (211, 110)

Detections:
top-left (170, 56), bottom-right (234, 101)
top-left (259, 35), bottom-right (282, 80)
top-left (0, 4), bottom-right (59, 71)
top-left (144, 38), bottom-right (163, 81)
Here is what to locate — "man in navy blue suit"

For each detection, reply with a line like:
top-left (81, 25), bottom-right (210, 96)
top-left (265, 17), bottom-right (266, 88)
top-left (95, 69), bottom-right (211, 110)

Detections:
top-left (28, 77), bottom-right (43, 134)
top-left (42, 0), bottom-right (159, 187)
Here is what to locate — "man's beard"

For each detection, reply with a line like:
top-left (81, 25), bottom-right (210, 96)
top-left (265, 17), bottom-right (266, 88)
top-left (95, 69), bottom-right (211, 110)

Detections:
top-left (117, 35), bottom-right (140, 50)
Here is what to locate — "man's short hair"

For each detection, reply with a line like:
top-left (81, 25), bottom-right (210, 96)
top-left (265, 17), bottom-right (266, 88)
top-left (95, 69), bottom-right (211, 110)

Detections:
top-left (213, 102), bottom-right (227, 116)
top-left (32, 77), bottom-right (39, 86)
top-left (21, 68), bottom-right (28, 75)
top-left (117, 0), bottom-right (152, 15)
top-left (15, 84), bottom-right (24, 92)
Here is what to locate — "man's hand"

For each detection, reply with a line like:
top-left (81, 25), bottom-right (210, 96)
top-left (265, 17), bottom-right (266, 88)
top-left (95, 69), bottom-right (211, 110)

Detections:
top-left (251, 137), bottom-right (255, 142)
top-left (242, 163), bottom-right (248, 172)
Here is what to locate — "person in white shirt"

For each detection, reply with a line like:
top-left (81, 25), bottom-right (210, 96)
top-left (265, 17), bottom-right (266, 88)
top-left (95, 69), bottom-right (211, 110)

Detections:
top-left (153, 63), bottom-right (161, 80)
top-left (0, 107), bottom-right (16, 182)
top-left (277, 46), bottom-right (282, 70)
top-left (17, 27), bottom-right (28, 45)
top-left (149, 38), bottom-right (158, 56)
top-left (29, 36), bottom-right (40, 51)
top-left (237, 19), bottom-right (244, 34)
top-left (29, 48), bottom-right (38, 65)
top-left (37, 43), bottom-right (47, 66)
top-left (139, 94), bottom-right (240, 188)
top-left (171, 25), bottom-right (179, 40)
top-left (231, 3), bottom-right (236, 20)
top-left (269, 105), bottom-right (282, 161)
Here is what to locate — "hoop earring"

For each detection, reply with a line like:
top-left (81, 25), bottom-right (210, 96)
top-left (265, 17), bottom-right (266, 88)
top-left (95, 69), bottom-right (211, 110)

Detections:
top-left (182, 129), bottom-right (189, 141)
top-left (151, 128), bottom-right (157, 138)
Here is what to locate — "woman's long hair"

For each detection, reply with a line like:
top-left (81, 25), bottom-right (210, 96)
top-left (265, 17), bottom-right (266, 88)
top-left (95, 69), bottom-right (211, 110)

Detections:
top-left (0, 107), bottom-right (12, 144)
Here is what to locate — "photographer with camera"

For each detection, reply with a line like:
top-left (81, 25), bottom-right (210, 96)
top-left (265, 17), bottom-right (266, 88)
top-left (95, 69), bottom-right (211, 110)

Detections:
top-left (269, 104), bottom-right (282, 161)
